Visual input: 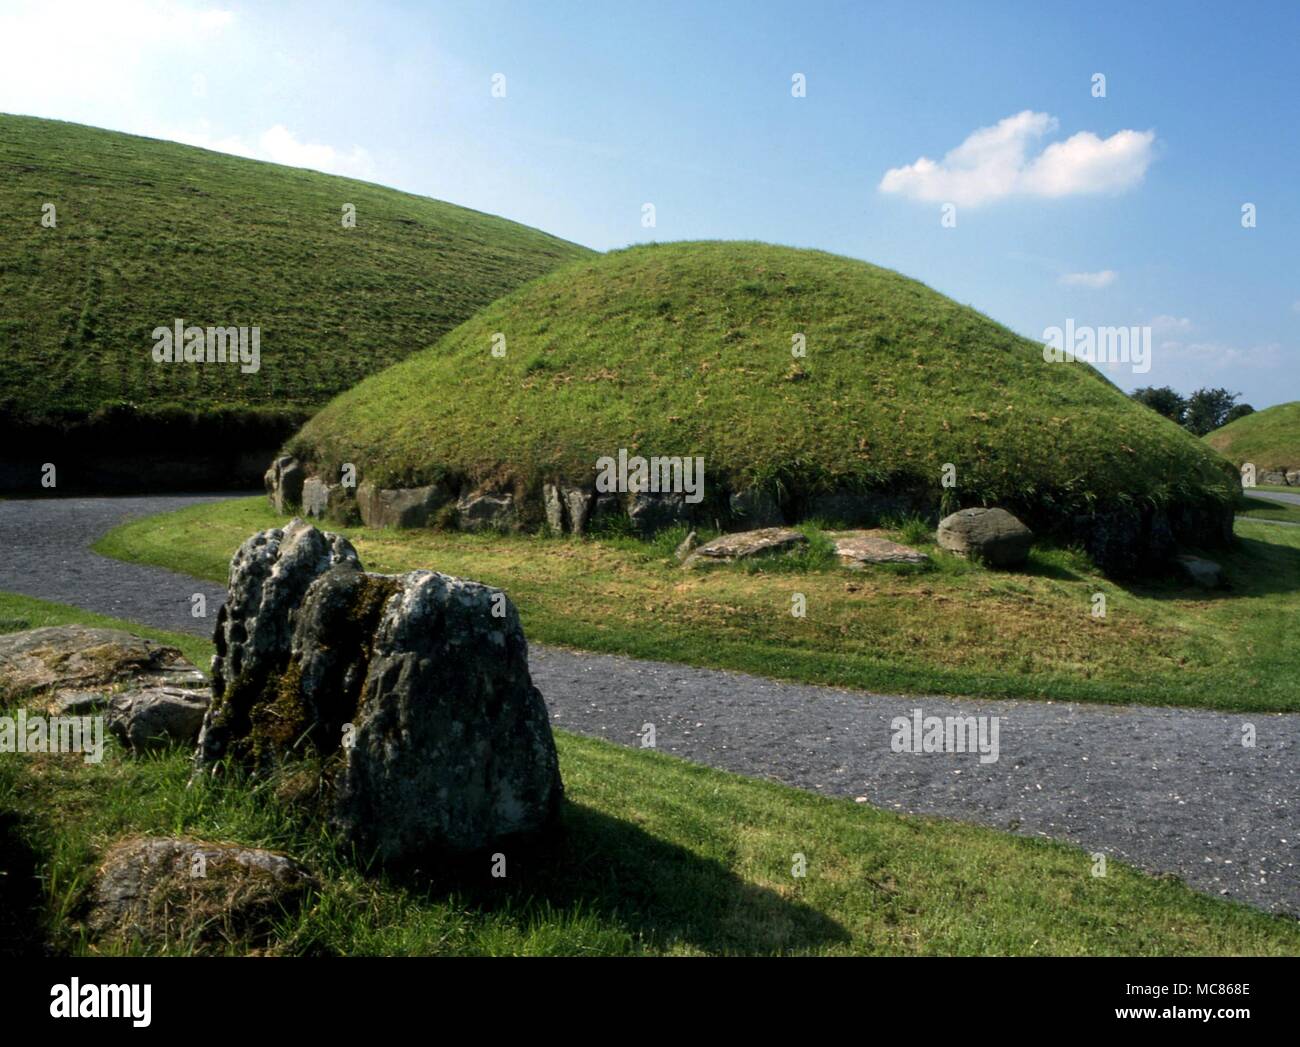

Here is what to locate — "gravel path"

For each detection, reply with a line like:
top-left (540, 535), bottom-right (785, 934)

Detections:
top-left (2, 495), bottom-right (1297, 915)
top-left (1246, 489), bottom-right (1300, 507)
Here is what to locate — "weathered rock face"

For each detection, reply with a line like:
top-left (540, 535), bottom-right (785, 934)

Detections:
top-left (1286, 470), bottom-right (1300, 487)
top-left (264, 456), bottom-right (305, 514)
top-left (683, 527), bottom-right (807, 567)
top-left (335, 570), bottom-right (562, 859)
top-left (0, 625), bottom-right (204, 705)
top-left (357, 481), bottom-right (453, 529)
top-left (199, 519), bottom-right (361, 769)
top-left (827, 530), bottom-right (928, 567)
top-left (1259, 470), bottom-right (1288, 486)
top-left (456, 488), bottom-right (517, 532)
top-left (196, 522), bottom-right (563, 861)
top-left (937, 508), bottom-right (1033, 567)
top-left (88, 836), bottom-right (315, 952)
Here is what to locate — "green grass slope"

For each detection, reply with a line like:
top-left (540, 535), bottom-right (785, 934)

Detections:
top-left (1206, 401), bottom-right (1300, 472)
top-left (291, 241), bottom-right (1237, 524)
top-left (0, 113), bottom-right (590, 425)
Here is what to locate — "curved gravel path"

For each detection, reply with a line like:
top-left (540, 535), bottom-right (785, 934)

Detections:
top-left (1246, 489), bottom-right (1300, 507)
top-left (1, 495), bottom-right (1297, 915)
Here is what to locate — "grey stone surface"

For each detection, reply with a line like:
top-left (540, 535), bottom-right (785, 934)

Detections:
top-left (938, 507), bottom-right (1033, 567)
top-left (357, 481), bottom-right (451, 529)
top-left (456, 489), bottom-right (517, 532)
top-left (197, 522), bottom-right (562, 859)
top-left (682, 527), bottom-right (806, 567)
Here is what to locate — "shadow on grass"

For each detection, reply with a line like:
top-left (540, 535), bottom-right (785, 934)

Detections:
top-left (0, 809), bottom-right (47, 958)
top-left (388, 802), bottom-right (851, 955)
top-left (1127, 533), bottom-right (1300, 601)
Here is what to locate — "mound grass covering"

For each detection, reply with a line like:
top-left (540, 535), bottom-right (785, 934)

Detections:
top-left (0, 114), bottom-right (590, 425)
top-left (3, 594), bottom-right (1298, 956)
top-left (1206, 401), bottom-right (1300, 471)
top-left (292, 241), bottom-right (1237, 520)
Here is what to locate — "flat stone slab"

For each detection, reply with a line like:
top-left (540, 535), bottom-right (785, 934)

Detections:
top-left (0, 625), bottom-right (204, 703)
top-left (826, 529), bottom-right (928, 567)
top-left (683, 527), bottom-right (807, 567)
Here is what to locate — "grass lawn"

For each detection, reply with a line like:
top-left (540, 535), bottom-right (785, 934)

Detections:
top-left (2, 592), bottom-right (1298, 956)
top-left (1205, 401), bottom-right (1300, 473)
top-left (0, 114), bottom-right (588, 426)
top-left (95, 497), bottom-right (1300, 713)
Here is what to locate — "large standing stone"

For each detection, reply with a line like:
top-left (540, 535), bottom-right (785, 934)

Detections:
top-left (335, 570), bottom-right (562, 859)
top-left (264, 456), bottom-right (305, 514)
top-left (198, 519), bottom-right (360, 769)
top-left (937, 507), bottom-right (1033, 567)
top-left (195, 522), bottom-right (563, 861)
top-left (1286, 470), bottom-right (1300, 487)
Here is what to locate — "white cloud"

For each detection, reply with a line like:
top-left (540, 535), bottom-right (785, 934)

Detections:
top-left (0, 1), bottom-right (375, 182)
top-left (170, 123), bottom-right (377, 181)
top-left (879, 110), bottom-right (1156, 207)
top-left (1059, 270), bottom-right (1117, 289)
top-left (1150, 314), bottom-right (1193, 333)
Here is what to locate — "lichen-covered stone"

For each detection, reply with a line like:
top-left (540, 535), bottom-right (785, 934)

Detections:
top-left (937, 507), bottom-right (1033, 568)
top-left (682, 527), bottom-right (806, 567)
top-left (107, 686), bottom-right (209, 752)
top-left (456, 488), bottom-right (517, 532)
top-left (357, 481), bottom-right (452, 529)
top-left (828, 529), bottom-right (928, 567)
top-left (195, 522), bottom-right (563, 861)
top-left (264, 456), bottom-right (305, 514)
top-left (88, 836), bottom-right (315, 952)
top-left (197, 519), bottom-right (360, 770)
top-left (335, 570), bottom-right (563, 859)
top-left (0, 625), bottom-right (202, 705)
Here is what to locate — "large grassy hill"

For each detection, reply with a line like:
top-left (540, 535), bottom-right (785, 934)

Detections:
top-left (0, 114), bottom-right (590, 488)
top-left (1205, 401), bottom-right (1300, 473)
top-left (290, 241), bottom-right (1237, 553)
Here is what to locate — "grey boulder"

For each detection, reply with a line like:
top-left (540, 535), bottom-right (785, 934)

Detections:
top-left (937, 507), bottom-right (1033, 567)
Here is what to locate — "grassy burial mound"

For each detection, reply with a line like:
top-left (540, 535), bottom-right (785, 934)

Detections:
top-left (285, 241), bottom-right (1238, 574)
top-left (0, 114), bottom-right (590, 491)
top-left (1205, 401), bottom-right (1300, 483)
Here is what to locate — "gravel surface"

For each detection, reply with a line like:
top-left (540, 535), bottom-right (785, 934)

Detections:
top-left (1246, 489), bottom-right (1300, 507)
top-left (2, 494), bottom-right (1297, 915)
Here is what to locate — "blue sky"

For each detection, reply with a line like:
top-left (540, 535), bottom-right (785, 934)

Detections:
top-left (2, 0), bottom-right (1296, 406)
